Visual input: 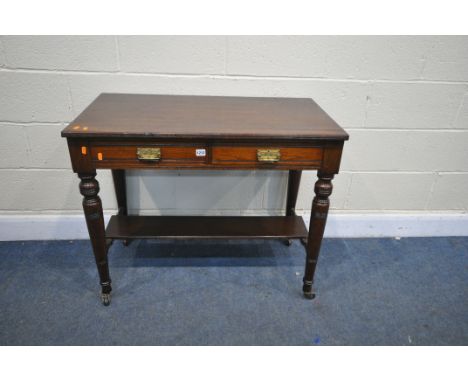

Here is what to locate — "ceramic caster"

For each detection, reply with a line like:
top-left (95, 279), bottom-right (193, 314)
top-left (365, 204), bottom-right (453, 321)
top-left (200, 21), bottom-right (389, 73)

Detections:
top-left (101, 293), bottom-right (111, 306)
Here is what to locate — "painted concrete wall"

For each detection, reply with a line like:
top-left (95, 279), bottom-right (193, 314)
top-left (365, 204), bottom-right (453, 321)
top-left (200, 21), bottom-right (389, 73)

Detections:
top-left (1, 36), bottom-right (467, 217)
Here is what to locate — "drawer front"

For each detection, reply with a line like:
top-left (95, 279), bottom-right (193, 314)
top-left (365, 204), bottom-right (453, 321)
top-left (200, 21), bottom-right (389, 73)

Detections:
top-left (212, 146), bottom-right (322, 167)
top-left (91, 145), bottom-right (208, 167)
top-left (86, 144), bottom-right (322, 169)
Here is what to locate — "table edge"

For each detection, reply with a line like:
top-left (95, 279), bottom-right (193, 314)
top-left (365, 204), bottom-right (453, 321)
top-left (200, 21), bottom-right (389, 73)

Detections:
top-left (61, 131), bottom-right (349, 141)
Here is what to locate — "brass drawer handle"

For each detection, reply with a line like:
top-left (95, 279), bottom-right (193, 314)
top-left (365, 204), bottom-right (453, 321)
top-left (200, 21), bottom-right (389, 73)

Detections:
top-left (137, 147), bottom-right (161, 161)
top-left (257, 149), bottom-right (281, 163)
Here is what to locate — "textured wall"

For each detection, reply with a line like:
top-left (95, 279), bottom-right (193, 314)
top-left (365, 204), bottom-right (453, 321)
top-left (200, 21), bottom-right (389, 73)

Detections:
top-left (0, 36), bottom-right (467, 216)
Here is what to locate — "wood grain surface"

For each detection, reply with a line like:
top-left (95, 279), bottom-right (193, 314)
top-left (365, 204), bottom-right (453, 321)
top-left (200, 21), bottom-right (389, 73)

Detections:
top-left (62, 94), bottom-right (348, 141)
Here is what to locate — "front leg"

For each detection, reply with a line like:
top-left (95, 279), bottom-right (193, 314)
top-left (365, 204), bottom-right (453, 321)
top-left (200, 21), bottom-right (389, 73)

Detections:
top-left (303, 172), bottom-right (333, 299)
top-left (79, 172), bottom-right (112, 306)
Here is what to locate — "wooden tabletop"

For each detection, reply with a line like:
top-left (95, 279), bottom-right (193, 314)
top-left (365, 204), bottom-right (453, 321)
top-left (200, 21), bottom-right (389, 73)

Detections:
top-left (62, 94), bottom-right (348, 141)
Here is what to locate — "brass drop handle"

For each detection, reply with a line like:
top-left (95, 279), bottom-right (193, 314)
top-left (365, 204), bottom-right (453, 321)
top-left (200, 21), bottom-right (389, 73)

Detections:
top-left (137, 147), bottom-right (161, 161)
top-left (257, 149), bottom-right (281, 163)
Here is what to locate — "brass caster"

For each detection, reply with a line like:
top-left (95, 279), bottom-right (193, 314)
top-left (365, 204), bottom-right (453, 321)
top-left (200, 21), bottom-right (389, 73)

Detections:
top-left (302, 279), bottom-right (315, 300)
top-left (303, 291), bottom-right (316, 300)
top-left (101, 293), bottom-right (111, 306)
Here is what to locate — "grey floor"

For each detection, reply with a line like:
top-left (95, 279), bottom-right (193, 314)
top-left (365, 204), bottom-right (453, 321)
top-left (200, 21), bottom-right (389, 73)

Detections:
top-left (0, 237), bottom-right (467, 345)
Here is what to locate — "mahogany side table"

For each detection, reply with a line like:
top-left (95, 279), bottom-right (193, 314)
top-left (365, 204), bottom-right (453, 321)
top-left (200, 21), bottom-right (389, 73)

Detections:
top-left (62, 94), bottom-right (348, 306)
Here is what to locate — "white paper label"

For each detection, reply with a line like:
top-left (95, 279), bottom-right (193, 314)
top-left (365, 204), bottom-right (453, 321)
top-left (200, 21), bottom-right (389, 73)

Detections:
top-left (195, 149), bottom-right (206, 157)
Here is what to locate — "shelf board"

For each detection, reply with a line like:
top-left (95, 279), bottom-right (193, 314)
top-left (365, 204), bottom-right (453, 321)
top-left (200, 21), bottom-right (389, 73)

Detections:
top-left (106, 215), bottom-right (308, 240)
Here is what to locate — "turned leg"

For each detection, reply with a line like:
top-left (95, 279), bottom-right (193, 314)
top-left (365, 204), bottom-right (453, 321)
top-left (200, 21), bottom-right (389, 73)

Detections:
top-left (79, 172), bottom-right (112, 306)
top-left (283, 170), bottom-right (302, 246)
top-left (112, 169), bottom-right (130, 246)
top-left (303, 172), bottom-right (333, 299)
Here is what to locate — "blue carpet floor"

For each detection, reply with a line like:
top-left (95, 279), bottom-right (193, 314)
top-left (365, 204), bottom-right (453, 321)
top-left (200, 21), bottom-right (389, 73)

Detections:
top-left (0, 237), bottom-right (467, 345)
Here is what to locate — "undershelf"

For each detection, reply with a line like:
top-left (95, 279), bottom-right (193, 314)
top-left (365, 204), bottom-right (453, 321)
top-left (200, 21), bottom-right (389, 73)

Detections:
top-left (105, 215), bottom-right (308, 240)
